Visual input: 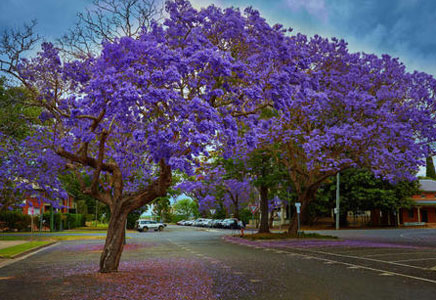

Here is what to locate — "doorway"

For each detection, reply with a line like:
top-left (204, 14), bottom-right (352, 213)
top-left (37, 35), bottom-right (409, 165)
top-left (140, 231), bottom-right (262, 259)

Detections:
top-left (422, 209), bottom-right (428, 223)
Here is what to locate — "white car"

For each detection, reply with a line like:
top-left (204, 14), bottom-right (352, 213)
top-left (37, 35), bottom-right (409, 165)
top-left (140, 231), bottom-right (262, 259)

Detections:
top-left (136, 220), bottom-right (165, 232)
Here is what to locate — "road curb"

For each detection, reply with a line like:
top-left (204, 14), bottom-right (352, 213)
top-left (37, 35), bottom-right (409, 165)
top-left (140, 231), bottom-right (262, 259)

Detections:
top-left (0, 241), bottom-right (57, 259)
top-left (0, 242), bottom-right (59, 269)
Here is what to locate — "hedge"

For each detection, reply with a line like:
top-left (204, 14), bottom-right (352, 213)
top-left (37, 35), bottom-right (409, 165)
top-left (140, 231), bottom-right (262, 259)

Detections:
top-left (0, 210), bottom-right (85, 232)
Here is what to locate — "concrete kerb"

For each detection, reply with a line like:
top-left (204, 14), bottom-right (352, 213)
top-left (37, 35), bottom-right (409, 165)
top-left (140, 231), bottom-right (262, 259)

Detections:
top-left (0, 242), bottom-right (59, 269)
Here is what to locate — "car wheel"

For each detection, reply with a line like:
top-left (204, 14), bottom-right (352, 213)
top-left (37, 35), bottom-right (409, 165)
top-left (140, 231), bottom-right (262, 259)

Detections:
top-left (158, 226), bottom-right (164, 231)
top-left (143, 227), bottom-right (148, 232)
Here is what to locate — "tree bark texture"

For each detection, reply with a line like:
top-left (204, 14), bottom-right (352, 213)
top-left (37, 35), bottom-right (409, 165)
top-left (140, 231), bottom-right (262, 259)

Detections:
top-left (99, 160), bottom-right (172, 273)
top-left (100, 205), bottom-right (128, 273)
top-left (288, 188), bottom-right (316, 236)
top-left (258, 184), bottom-right (270, 233)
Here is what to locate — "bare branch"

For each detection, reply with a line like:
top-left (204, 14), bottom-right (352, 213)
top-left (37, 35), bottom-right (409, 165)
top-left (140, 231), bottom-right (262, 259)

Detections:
top-left (57, 0), bottom-right (163, 58)
top-left (0, 20), bottom-right (40, 83)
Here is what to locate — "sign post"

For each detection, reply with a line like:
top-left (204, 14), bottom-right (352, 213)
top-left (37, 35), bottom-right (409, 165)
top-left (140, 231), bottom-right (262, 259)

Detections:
top-left (209, 209), bottom-right (216, 216)
top-left (248, 204), bottom-right (259, 232)
top-left (30, 207), bottom-right (34, 241)
top-left (295, 202), bottom-right (301, 237)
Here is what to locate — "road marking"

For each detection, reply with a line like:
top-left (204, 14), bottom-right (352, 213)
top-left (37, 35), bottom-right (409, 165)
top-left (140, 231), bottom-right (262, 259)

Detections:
top-left (273, 250), bottom-right (287, 254)
top-left (392, 257), bottom-right (436, 263)
top-left (324, 261), bottom-right (335, 264)
top-left (347, 266), bottom-right (360, 269)
top-left (299, 248), bottom-right (430, 271)
top-left (430, 266), bottom-right (436, 271)
top-left (280, 249), bottom-right (436, 285)
top-left (249, 279), bottom-right (261, 283)
top-left (365, 251), bottom-right (434, 258)
top-left (233, 271), bottom-right (243, 275)
top-left (380, 272), bottom-right (394, 276)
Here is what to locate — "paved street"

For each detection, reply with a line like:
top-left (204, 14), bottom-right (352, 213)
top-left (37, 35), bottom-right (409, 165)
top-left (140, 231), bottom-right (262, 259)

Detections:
top-left (1, 226), bottom-right (436, 299)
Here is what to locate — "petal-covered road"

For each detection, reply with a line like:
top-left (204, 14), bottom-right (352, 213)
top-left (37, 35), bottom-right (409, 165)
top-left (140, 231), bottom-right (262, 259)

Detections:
top-left (1, 226), bottom-right (436, 299)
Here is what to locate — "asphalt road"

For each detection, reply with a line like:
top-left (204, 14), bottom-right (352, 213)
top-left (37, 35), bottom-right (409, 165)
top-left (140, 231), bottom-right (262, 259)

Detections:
top-left (1, 226), bottom-right (436, 299)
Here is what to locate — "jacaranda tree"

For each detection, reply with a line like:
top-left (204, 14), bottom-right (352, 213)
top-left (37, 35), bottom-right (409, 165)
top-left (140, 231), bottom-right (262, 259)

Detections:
top-left (264, 36), bottom-right (436, 235)
top-left (0, 0), bottom-right (308, 272)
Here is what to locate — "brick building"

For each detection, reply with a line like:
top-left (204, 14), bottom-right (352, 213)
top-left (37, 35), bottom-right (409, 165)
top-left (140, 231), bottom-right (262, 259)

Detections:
top-left (22, 196), bottom-right (75, 215)
top-left (400, 179), bottom-right (436, 225)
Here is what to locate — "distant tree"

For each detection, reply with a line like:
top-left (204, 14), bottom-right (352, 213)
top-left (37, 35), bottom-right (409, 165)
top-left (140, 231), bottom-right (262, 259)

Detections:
top-left (0, 78), bottom-right (41, 140)
top-left (172, 198), bottom-right (199, 219)
top-left (426, 157), bottom-right (436, 179)
top-left (316, 168), bottom-right (417, 225)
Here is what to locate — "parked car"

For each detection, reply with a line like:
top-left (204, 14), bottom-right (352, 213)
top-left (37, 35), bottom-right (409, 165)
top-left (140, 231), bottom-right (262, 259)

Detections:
top-left (211, 219), bottom-right (225, 228)
top-left (222, 218), bottom-right (244, 229)
top-left (184, 220), bottom-right (194, 226)
top-left (192, 218), bottom-right (207, 227)
top-left (136, 220), bottom-right (165, 232)
top-left (202, 219), bottom-right (214, 227)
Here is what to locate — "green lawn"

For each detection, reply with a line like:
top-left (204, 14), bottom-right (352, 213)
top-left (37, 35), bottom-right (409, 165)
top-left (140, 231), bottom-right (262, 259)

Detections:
top-left (0, 234), bottom-right (108, 241)
top-left (0, 241), bottom-right (51, 258)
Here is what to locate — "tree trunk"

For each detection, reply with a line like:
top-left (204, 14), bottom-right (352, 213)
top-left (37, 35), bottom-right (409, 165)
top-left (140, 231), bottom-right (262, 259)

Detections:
top-left (268, 208), bottom-right (274, 229)
top-left (258, 184), bottom-right (269, 233)
top-left (288, 190), bottom-right (312, 236)
top-left (99, 204), bottom-right (128, 273)
top-left (233, 196), bottom-right (240, 220)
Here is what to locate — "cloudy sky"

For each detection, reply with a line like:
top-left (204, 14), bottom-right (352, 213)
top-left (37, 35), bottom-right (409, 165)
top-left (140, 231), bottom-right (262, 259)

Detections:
top-left (0, 0), bottom-right (435, 76)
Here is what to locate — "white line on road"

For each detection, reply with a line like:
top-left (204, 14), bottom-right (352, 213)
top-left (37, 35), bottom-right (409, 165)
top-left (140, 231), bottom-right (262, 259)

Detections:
top-left (299, 248), bottom-right (429, 271)
top-left (365, 251), bottom-right (436, 258)
top-left (281, 249), bottom-right (436, 285)
top-left (392, 257), bottom-right (436, 263)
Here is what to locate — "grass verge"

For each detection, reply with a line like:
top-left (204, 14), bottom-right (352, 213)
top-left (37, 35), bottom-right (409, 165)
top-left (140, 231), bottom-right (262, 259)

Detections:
top-left (0, 241), bottom-right (52, 258)
top-left (0, 234), bottom-right (108, 241)
top-left (240, 232), bottom-right (338, 241)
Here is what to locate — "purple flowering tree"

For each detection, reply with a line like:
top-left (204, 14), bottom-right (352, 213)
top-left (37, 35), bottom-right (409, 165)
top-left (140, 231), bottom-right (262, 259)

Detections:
top-left (265, 36), bottom-right (436, 235)
top-left (0, 0), bottom-right (306, 272)
top-left (178, 165), bottom-right (251, 219)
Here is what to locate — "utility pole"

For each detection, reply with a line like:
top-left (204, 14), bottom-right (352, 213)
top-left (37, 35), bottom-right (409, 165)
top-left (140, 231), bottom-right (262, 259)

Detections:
top-left (50, 205), bottom-right (54, 232)
top-left (336, 172), bottom-right (340, 230)
top-left (95, 199), bottom-right (98, 228)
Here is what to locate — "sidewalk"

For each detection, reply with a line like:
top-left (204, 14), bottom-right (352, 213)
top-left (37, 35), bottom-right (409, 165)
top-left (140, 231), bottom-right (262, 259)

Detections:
top-left (0, 240), bottom-right (27, 250)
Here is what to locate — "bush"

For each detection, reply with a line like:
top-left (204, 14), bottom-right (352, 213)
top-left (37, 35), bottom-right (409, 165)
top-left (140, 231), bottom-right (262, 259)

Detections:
top-left (0, 211), bottom-right (31, 231)
top-left (171, 214), bottom-right (186, 223)
top-left (0, 211), bottom-right (85, 232)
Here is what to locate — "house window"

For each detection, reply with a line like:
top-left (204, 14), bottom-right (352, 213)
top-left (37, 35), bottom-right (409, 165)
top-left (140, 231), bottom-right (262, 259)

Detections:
top-left (408, 209), bottom-right (414, 218)
top-left (421, 194), bottom-right (426, 198)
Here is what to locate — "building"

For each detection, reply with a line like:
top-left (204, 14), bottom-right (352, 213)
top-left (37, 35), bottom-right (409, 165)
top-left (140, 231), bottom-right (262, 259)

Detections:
top-left (400, 179), bottom-right (436, 225)
top-left (22, 196), bottom-right (75, 216)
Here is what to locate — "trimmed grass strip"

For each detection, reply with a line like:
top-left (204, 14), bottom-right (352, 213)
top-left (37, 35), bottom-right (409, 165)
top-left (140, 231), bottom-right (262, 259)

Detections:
top-left (0, 241), bottom-right (51, 258)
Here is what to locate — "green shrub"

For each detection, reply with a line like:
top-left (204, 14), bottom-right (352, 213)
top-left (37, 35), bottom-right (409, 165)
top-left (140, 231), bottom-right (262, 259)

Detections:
top-left (0, 211), bottom-right (85, 232)
top-left (0, 211), bottom-right (31, 231)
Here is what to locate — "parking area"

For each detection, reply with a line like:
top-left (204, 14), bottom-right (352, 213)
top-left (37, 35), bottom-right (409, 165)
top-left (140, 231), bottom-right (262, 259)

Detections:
top-left (228, 228), bottom-right (436, 285)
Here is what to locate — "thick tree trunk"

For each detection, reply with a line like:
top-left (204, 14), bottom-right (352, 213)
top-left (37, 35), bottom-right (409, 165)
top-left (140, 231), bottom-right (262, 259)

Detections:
top-left (233, 196), bottom-right (239, 220)
top-left (268, 209), bottom-right (274, 229)
top-left (258, 184), bottom-right (270, 233)
top-left (288, 190), bottom-right (312, 236)
top-left (99, 204), bottom-right (128, 273)
top-left (97, 160), bottom-right (172, 273)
